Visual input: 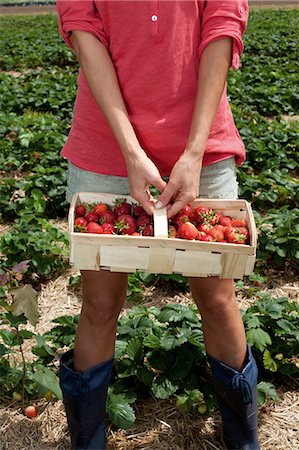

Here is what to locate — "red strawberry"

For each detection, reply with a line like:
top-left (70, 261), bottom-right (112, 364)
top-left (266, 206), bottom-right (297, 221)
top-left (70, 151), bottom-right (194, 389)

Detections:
top-left (99, 210), bottom-right (116, 225)
top-left (192, 206), bottom-right (212, 224)
top-left (238, 227), bottom-right (250, 242)
top-left (101, 223), bottom-right (115, 234)
top-left (225, 226), bottom-right (248, 244)
top-left (115, 214), bottom-right (137, 235)
top-left (201, 234), bottom-right (214, 242)
top-left (179, 204), bottom-right (193, 217)
top-left (74, 217), bottom-right (88, 232)
top-left (219, 216), bottom-right (232, 227)
top-left (208, 224), bottom-right (225, 242)
top-left (113, 198), bottom-right (131, 217)
top-left (196, 230), bottom-right (208, 241)
top-left (178, 222), bottom-right (198, 240)
top-left (168, 225), bottom-right (177, 238)
top-left (141, 225), bottom-right (154, 236)
top-left (172, 213), bottom-right (189, 228)
top-left (137, 213), bottom-right (152, 228)
top-left (25, 405), bottom-right (37, 418)
top-left (131, 232), bottom-right (141, 236)
top-left (93, 203), bottom-right (108, 215)
top-left (132, 204), bottom-right (146, 218)
top-left (198, 223), bottom-right (213, 234)
top-left (75, 204), bottom-right (86, 217)
top-left (231, 219), bottom-right (248, 228)
top-left (86, 222), bottom-right (103, 234)
top-left (85, 211), bottom-right (99, 223)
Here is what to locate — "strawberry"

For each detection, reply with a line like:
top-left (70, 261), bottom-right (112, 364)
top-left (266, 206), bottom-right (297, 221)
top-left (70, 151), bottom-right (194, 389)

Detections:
top-left (172, 213), bottom-right (189, 229)
top-left (219, 216), bottom-right (232, 227)
top-left (93, 203), bottom-right (108, 215)
top-left (101, 223), bottom-right (115, 234)
top-left (198, 223), bottom-right (213, 234)
top-left (178, 222), bottom-right (198, 240)
top-left (131, 232), bottom-right (141, 236)
top-left (98, 210), bottom-right (116, 225)
top-left (238, 227), bottom-right (250, 242)
top-left (85, 211), bottom-right (99, 223)
top-left (192, 206), bottom-right (212, 224)
top-left (179, 204), bottom-right (193, 217)
top-left (74, 217), bottom-right (88, 232)
top-left (115, 214), bottom-right (137, 235)
top-left (225, 226), bottom-right (248, 244)
top-left (168, 225), bottom-right (177, 238)
top-left (75, 204), bottom-right (86, 217)
top-left (113, 198), bottom-right (131, 217)
top-left (25, 406), bottom-right (37, 418)
top-left (132, 204), bottom-right (146, 218)
top-left (141, 224), bottom-right (154, 236)
top-left (86, 222), bottom-right (103, 234)
top-left (208, 224), bottom-right (225, 242)
top-left (231, 219), bottom-right (248, 228)
top-left (137, 213), bottom-right (152, 228)
top-left (200, 234), bottom-right (214, 242)
top-left (196, 230), bottom-right (208, 241)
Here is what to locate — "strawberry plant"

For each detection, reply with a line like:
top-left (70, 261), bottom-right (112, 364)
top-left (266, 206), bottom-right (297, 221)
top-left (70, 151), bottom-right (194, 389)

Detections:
top-left (242, 293), bottom-right (299, 376)
top-left (0, 216), bottom-right (69, 279)
top-left (0, 261), bottom-right (62, 411)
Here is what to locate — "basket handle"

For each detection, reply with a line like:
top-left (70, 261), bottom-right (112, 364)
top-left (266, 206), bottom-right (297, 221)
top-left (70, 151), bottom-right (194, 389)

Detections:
top-left (153, 206), bottom-right (168, 238)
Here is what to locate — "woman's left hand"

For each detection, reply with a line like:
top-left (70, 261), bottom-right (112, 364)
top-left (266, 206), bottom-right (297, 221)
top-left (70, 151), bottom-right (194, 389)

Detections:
top-left (156, 150), bottom-right (203, 218)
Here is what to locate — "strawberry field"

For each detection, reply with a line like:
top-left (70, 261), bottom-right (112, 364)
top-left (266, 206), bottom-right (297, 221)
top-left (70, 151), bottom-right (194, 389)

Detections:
top-left (0, 6), bottom-right (299, 450)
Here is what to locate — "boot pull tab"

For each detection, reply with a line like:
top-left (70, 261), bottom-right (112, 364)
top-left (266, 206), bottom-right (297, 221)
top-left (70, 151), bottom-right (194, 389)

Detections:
top-left (231, 373), bottom-right (253, 405)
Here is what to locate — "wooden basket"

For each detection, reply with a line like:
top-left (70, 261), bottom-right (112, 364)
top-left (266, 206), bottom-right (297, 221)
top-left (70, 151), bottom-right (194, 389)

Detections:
top-left (68, 192), bottom-right (257, 279)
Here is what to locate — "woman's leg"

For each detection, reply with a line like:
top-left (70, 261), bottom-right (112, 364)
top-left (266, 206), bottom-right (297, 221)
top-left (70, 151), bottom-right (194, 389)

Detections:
top-left (189, 276), bottom-right (260, 450)
top-left (74, 269), bottom-right (128, 372)
top-left (60, 270), bottom-right (128, 450)
top-left (189, 277), bottom-right (247, 370)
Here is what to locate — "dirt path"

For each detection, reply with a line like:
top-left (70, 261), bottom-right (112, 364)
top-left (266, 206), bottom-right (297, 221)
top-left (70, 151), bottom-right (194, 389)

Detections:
top-left (0, 0), bottom-right (298, 15)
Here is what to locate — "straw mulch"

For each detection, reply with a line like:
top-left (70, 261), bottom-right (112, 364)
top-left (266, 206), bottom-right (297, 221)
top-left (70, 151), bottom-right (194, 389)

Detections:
top-left (0, 264), bottom-right (298, 450)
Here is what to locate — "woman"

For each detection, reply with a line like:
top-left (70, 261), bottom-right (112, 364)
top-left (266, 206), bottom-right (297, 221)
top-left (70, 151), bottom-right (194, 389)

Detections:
top-left (56, 1), bottom-right (260, 449)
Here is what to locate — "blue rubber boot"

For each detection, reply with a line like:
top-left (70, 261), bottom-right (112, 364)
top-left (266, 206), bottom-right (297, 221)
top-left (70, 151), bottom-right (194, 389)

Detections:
top-left (59, 349), bottom-right (113, 450)
top-left (207, 345), bottom-right (260, 450)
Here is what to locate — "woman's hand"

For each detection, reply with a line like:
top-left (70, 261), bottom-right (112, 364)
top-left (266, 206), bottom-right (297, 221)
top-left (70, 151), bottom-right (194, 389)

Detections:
top-left (155, 150), bottom-right (203, 217)
top-left (125, 150), bottom-right (167, 215)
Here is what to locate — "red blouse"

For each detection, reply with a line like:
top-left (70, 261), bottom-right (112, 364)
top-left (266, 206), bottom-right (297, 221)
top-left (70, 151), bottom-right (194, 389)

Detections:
top-left (57, 0), bottom-right (248, 176)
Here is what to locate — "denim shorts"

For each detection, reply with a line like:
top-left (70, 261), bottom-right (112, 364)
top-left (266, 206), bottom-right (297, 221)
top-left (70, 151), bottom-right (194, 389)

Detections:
top-left (65, 157), bottom-right (239, 203)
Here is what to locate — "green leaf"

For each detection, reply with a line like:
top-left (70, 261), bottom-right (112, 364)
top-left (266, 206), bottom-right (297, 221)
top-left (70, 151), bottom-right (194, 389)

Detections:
top-left (32, 334), bottom-right (55, 358)
top-left (136, 367), bottom-right (155, 386)
top-left (276, 319), bottom-right (298, 335)
top-left (33, 366), bottom-right (62, 400)
top-left (263, 350), bottom-right (278, 372)
top-left (246, 328), bottom-right (272, 352)
top-left (126, 337), bottom-right (143, 363)
top-left (0, 343), bottom-right (12, 357)
top-left (107, 392), bottom-right (136, 429)
top-left (10, 284), bottom-right (39, 326)
top-left (257, 381), bottom-right (279, 407)
top-left (115, 339), bottom-right (127, 359)
top-left (143, 334), bottom-right (161, 349)
top-left (169, 348), bottom-right (194, 380)
top-left (245, 315), bottom-right (261, 329)
top-left (151, 376), bottom-right (179, 399)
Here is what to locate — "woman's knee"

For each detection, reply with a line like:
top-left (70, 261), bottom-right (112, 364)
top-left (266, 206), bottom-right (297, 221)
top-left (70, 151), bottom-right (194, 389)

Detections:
top-left (189, 277), bottom-right (237, 319)
top-left (80, 269), bottom-right (128, 326)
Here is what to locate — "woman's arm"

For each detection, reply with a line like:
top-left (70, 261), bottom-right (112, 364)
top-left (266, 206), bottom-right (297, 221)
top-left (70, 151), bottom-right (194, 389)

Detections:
top-left (70, 30), bottom-right (166, 213)
top-left (156, 37), bottom-right (233, 217)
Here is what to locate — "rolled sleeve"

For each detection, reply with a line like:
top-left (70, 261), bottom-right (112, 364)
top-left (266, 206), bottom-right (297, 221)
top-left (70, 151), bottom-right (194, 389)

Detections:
top-left (56, 0), bottom-right (109, 49)
top-left (198, 0), bottom-right (248, 70)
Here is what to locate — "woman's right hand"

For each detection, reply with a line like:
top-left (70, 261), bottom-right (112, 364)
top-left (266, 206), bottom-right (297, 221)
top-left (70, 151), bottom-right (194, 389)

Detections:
top-left (125, 150), bottom-right (167, 215)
